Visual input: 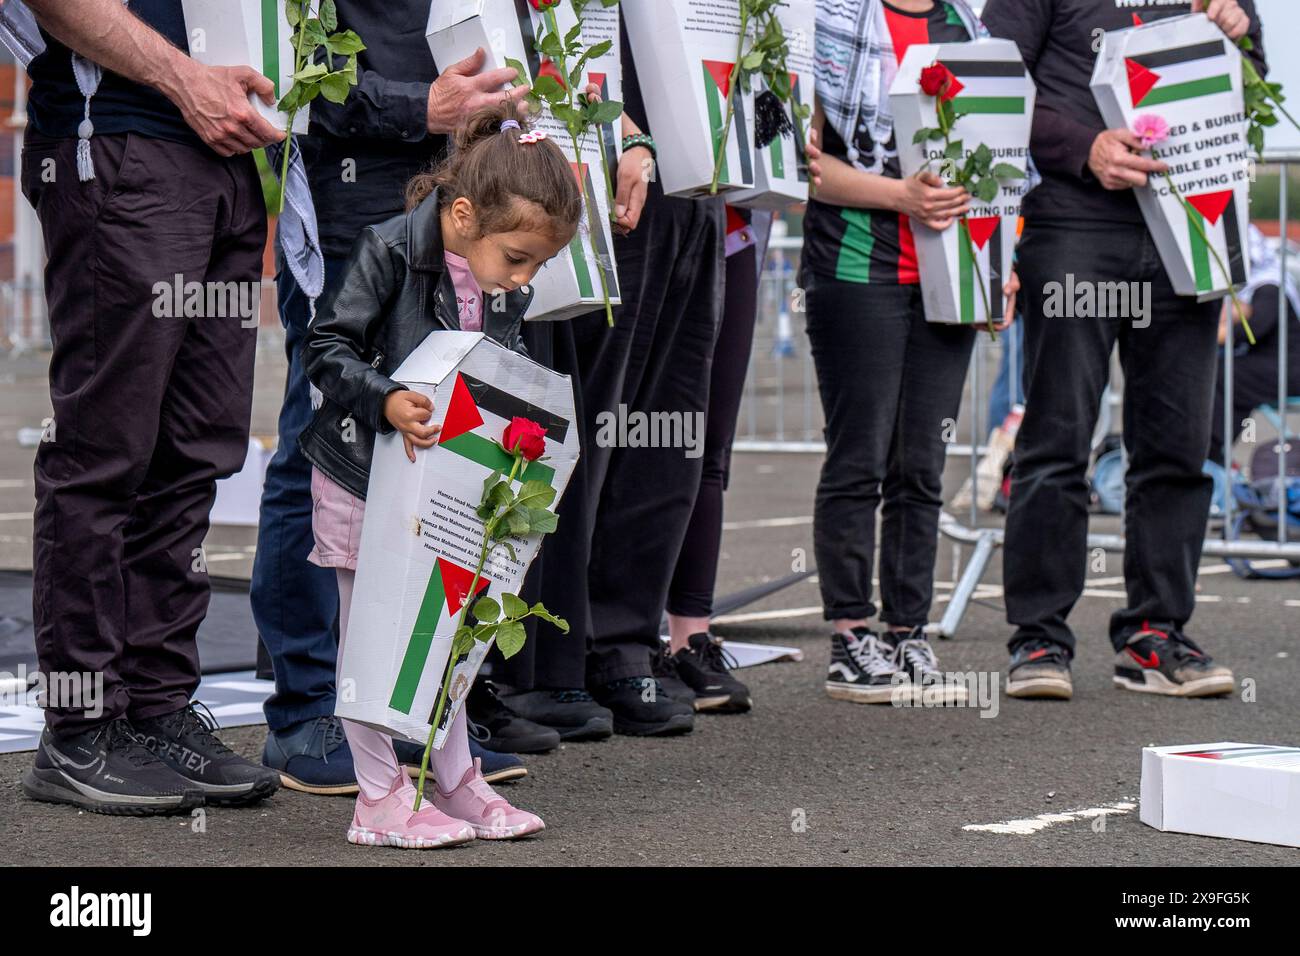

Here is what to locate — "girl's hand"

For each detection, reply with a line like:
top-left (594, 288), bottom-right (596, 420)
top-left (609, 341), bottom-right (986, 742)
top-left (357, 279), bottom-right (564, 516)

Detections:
top-left (384, 390), bottom-right (440, 463)
top-left (897, 171), bottom-right (970, 231)
top-left (804, 127), bottom-right (823, 189)
top-left (975, 270), bottom-right (1020, 333)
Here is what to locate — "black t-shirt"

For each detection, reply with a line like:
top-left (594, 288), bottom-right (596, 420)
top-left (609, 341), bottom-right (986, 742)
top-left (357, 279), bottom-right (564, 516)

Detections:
top-left (982, 0), bottom-right (1266, 224)
top-left (802, 0), bottom-right (970, 285)
top-left (27, 0), bottom-right (199, 146)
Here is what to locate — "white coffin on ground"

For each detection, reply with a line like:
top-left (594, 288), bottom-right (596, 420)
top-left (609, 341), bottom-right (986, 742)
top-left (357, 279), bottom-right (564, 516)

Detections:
top-left (731, 0), bottom-right (816, 211)
top-left (181, 0), bottom-right (309, 134)
top-left (426, 0), bottom-right (621, 322)
top-left (623, 0), bottom-right (756, 198)
top-left (336, 332), bottom-right (580, 747)
top-left (1092, 13), bottom-right (1251, 300)
top-left (1141, 743), bottom-right (1300, 847)
top-left (890, 39), bottom-right (1035, 326)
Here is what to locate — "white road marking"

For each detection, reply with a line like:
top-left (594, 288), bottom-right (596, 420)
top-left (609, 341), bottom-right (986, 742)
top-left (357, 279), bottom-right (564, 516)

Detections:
top-left (721, 515), bottom-right (813, 531)
top-left (0, 513), bottom-right (31, 521)
top-left (964, 801), bottom-right (1137, 836)
top-left (712, 606), bottom-right (823, 625)
top-left (0, 479), bottom-right (28, 489)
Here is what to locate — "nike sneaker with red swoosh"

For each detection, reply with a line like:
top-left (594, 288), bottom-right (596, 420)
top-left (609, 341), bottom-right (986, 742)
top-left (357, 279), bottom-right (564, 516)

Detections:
top-left (1113, 623), bottom-right (1235, 697)
top-left (1005, 639), bottom-right (1073, 700)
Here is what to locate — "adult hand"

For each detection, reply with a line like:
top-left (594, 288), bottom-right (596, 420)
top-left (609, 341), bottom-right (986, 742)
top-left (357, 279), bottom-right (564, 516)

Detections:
top-left (384, 391), bottom-right (440, 463)
top-left (804, 127), bottom-right (823, 189)
top-left (1088, 128), bottom-right (1168, 190)
top-left (171, 62), bottom-right (284, 156)
top-left (613, 146), bottom-right (651, 234)
top-left (1192, 0), bottom-right (1251, 40)
top-left (428, 47), bottom-right (529, 133)
top-left (896, 170), bottom-right (969, 231)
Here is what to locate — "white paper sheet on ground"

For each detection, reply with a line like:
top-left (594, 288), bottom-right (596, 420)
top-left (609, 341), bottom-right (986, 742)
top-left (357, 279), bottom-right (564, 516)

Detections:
top-left (660, 636), bottom-right (803, 667)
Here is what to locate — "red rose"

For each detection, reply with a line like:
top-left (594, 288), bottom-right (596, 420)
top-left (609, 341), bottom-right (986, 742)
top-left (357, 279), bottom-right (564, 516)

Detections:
top-left (529, 0), bottom-right (561, 10)
top-left (920, 63), bottom-right (952, 98)
top-left (502, 417), bottom-right (547, 461)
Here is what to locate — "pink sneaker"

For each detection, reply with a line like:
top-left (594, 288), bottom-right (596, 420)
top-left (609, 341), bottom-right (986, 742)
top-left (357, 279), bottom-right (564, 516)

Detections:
top-left (433, 758), bottom-right (545, 840)
top-left (347, 776), bottom-right (475, 849)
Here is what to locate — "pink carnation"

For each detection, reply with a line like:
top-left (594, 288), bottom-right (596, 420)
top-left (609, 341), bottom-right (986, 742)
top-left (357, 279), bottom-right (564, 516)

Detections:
top-left (1132, 114), bottom-right (1170, 149)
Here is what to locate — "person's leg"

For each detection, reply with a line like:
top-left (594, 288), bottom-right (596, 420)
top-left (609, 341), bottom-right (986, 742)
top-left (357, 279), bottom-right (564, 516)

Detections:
top-left (585, 191), bottom-right (725, 687)
top-left (987, 320), bottom-right (1025, 431)
top-left (805, 276), bottom-right (910, 630)
top-left (878, 295), bottom-right (976, 631)
top-left (1003, 222), bottom-right (1121, 659)
top-left (666, 241), bottom-right (760, 648)
top-left (253, 256), bottom-right (348, 733)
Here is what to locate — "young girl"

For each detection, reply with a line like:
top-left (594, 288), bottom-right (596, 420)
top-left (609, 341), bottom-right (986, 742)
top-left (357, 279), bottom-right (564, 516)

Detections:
top-left (298, 104), bottom-right (582, 848)
top-left (806, 0), bottom-right (1017, 704)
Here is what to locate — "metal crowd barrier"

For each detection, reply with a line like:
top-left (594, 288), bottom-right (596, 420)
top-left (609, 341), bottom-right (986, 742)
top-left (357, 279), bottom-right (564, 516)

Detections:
top-left (742, 153), bottom-right (1300, 639)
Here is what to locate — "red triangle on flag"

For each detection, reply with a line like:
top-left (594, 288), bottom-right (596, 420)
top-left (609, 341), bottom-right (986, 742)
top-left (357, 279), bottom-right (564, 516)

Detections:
top-left (1126, 58), bottom-right (1161, 107)
top-left (588, 71), bottom-right (606, 90)
top-left (438, 373), bottom-right (484, 445)
top-left (941, 71), bottom-right (965, 101)
top-left (1132, 13), bottom-right (1143, 26)
top-left (1187, 190), bottom-right (1233, 225)
top-left (703, 59), bottom-right (735, 97)
top-left (569, 160), bottom-right (588, 187)
top-left (965, 216), bottom-right (1000, 251)
top-left (437, 557), bottom-right (489, 617)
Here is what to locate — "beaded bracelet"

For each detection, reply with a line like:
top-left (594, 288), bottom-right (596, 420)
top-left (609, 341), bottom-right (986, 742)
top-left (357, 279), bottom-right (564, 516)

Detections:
top-left (621, 133), bottom-right (657, 159)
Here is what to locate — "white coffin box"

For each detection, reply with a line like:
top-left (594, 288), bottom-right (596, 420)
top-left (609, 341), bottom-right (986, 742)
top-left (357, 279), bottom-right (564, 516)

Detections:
top-left (1092, 14), bottom-right (1251, 301)
top-left (427, 0), bottom-right (622, 322)
top-left (181, 0), bottom-right (309, 134)
top-left (336, 332), bottom-right (580, 747)
top-left (890, 39), bottom-right (1035, 326)
top-left (1141, 743), bottom-right (1300, 847)
top-left (623, 0), bottom-right (756, 198)
top-left (730, 0), bottom-right (816, 211)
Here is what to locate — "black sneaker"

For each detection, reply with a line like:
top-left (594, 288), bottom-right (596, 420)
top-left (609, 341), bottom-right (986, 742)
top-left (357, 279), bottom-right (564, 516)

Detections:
top-left (23, 718), bottom-right (203, 816)
top-left (882, 627), bottom-right (967, 705)
top-left (500, 689), bottom-right (613, 742)
top-left (671, 633), bottom-right (752, 713)
top-left (650, 643), bottom-right (697, 707)
top-left (1006, 638), bottom-right (1073, 700)
top-left (132, 702), bottom-right (280, 806)
top-left (590, 677), bottom-right (694, 736)
top-left (1114, 623), bottom-right (1234, 698)
top-left (466, 679), bottom-right (561, 753)
top-left (824, 627), bottom-right (905, 704)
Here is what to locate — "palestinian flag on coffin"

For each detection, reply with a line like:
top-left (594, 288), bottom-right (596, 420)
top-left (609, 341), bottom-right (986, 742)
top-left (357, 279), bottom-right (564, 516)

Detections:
top-left (386, 370), bottom-right (571, 726)
top-left (703, 59), bottom-right (755, 189)
top-left (1090, 16), bottom-right (1251, 299)
top-left (888, 39), bottom-right (1036, 326)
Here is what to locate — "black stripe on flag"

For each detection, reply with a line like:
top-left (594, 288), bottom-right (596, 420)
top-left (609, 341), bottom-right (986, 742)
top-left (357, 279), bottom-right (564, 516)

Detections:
top-left (581, 162), bottom-right (619, 299)
top-left (514, 0), bottom-right (542, 78)
top-left (460, 373), bottom-right (571, 443)
top-left (1130, 39), bottom-right (1226, 70)
top-left (732, 86), bottom-right (755, 184)
top-left (945, 61), bottom-right (1026, 78)
top-left (988, 221), bottom-right (1004, 323)
top-left (1223, 198), bottom-right (1247, 286)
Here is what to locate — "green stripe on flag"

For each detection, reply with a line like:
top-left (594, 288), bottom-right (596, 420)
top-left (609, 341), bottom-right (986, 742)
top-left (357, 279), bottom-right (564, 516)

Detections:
top-left (769, 134), bottom-right (785, 179)
top-left (389, 563), bottom-right (447, 714)
top-left (1140, 75), bottom-right (1232, 107)
top-left (440, 432), bottom-right (556, 485)
top-left (834, 209), bottom-right (876, 283)
top-left (263, 0), bottom-right (280, 96)
top-left (569, 233), bottom-right (594, 298)
top-left (950, 96), bottom-right (1025, 114)
top-left (958, 222), bottom-right (975, 324)
top-left (1187, 206), bottom-right (1213, 293)
top-left (704, 64), bottom-right (729, 185)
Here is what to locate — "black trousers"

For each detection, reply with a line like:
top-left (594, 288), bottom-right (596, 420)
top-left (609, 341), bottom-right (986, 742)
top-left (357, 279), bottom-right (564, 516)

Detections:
top-left (666, 242), bottom-right (759, 618)
top-left (23, 132), bottom-right (266, 735)
top-left (805, 275), bottom-right (975, 625)
top-left (1005, 219), bottom-right (1220, 655)
top-left (1208, 285), bottom-right (1300, 464)
top-left (499, 178), bottom-right (724, 689)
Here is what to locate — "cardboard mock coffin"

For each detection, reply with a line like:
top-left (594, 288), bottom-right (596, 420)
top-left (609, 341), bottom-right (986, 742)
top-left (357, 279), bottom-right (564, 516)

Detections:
top-left (426, 0), bottom-right (622, 322)
top-left (731, 0), bottom-right (816, 211)
top-left (1141, 743), bottom-right (1300, 847)
top-left (890, 39), bottom-right (1035, 326)
top-left (336, 332), bottom-right (580, 747)
top-left (623, 0), bottom-right (756, 198)
top-left (181, 0), bottom-right (309, 134)
top-left (1092, 13), bottom-right (1251, 300)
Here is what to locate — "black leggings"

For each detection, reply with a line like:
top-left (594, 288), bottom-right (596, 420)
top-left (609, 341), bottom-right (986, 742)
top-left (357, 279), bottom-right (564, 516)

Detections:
top-left (665, 244), bottom-right (760, 618)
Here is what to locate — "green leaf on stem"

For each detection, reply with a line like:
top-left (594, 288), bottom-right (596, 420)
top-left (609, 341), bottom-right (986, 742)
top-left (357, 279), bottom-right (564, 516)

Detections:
top-left (588, 99), bottom-right (624, 124)
top-left (527, 508), bottom-right (558, 535)
top-left (502, 593), bottom-right (529, 619)
top-left (327, 30), bottom-right (365, 55)
top-left (320, 0), bottom-right (338, 32)
top-left (991, 163), bottom-right (1025, 180)
top-left (505, 508), bottom-right (531, 536)
top-left (472, 596), bottom-right (500, 624)
top-left (320, 72), bottom-right (351, 105)
top-left (516, 480), bottom-right (557, 511)
top-left (504, 57), bottom-right (530, 88)
top-left (531, 602), bottom-right (570, 633)
top-left (495, 621), bottom-right (527, 659)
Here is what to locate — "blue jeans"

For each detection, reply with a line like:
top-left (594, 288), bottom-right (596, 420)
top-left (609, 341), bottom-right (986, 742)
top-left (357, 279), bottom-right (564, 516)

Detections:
top-left (988, 319), bottom-right (1025, 430)
top-left (252, 256), bottom-right (348, 731)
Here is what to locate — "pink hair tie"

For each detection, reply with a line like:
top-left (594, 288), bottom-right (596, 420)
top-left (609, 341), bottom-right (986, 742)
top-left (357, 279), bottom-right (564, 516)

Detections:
top-left (519, 131), bottom-right (547, 145)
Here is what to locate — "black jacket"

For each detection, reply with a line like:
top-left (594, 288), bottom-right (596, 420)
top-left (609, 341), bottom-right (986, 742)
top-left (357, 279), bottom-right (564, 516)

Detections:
top-left (299, 190), bottom-right (532, 499)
